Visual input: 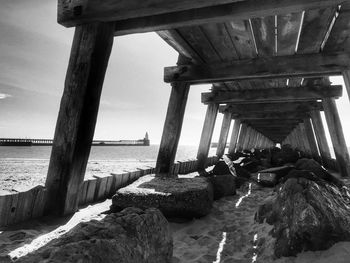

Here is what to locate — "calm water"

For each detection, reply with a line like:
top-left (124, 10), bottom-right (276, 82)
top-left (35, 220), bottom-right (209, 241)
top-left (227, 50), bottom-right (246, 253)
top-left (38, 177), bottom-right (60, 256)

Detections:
top-left (0, 145), bottom-right (216, 162)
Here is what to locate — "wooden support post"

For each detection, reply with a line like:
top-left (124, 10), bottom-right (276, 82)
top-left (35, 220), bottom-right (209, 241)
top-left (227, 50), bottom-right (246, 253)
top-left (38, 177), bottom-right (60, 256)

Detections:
top-left (323, 98), bottom-right (350, 176)
top-left (228, 119), bottom-right (241, 155)
top-left (197, 104), bottom-right (219, 170)
top-left (300, 123), bottom-right (312, 156)
top-left (304, 117), bottom-right (321, 162)
top-left (45, 22), bottom-right (115, 215)
top-left (236, 123), bottom-right (248, 152)
top-left (310, 110), bottom-right (332, 166)
top-left (242, 126), bottom-right (252, 151)
top-left (216, 112), bottom-right (232, 158)
top-left (342, 70), bottom-right (350, 102)
top-left (156, 82), bottom-right (190, 177)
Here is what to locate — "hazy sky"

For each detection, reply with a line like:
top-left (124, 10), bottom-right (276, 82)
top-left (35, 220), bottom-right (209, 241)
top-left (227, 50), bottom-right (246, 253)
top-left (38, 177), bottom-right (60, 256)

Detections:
top-left (1, 1), bottom-right (349, 147)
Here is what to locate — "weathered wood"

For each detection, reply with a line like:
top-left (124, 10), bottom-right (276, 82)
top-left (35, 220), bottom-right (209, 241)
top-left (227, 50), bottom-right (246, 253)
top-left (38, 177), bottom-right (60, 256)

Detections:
top-left (228, 119), bottom-right (241, 155)
top-left (342, 70), bottom-right (350, 102)
top-left (202, 85), bottom-right (341, 104)
top-left (164, 52), bottom-right (350, 84)
top-left (197, 103), bottom-right (219, 170)
top-left (251, 16), bottom-right (275, 57)
top-left (216, 112), bottom-right (232, 157)
top-left (299, 123), bottom-right (312, 155)
top-left (220, 101), bottom-right (323, 113)
top-left (232, 111), bottom-right (310, 119)
top-left (45, 22), bottom-right (114, 215)
top-left (304, 117), bottom-right (321, 161)
top-left (155, 79), bottom-right (190, 177)
top-left (236, 123), bottom-right (248, 152)
top-left (323, 98), bottom-right (350, 177)
top-left (310, 110), bottom-right (332, 166)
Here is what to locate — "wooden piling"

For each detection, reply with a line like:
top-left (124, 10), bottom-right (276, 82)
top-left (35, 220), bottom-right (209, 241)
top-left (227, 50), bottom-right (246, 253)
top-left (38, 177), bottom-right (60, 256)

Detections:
top-left (45, 22), bottom-right (115, 215)
top-left (228, 119), bottom-right (241, 155)
top-left (216, 112), bottom-right (232, 158)
top-left (304, 117), bottom-right (321, 162)
top-left (197, 103), bottom-right (219, 170)
top-left (323, 98), bottom-right (350, 177)
top-left (236, 123), bottom-right (248, 152)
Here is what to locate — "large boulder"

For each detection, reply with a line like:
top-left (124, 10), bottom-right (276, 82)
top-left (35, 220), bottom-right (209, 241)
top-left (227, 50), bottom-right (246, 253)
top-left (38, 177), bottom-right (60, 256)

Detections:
top-left (211, 160), bottom-right (230, 175)
top-left (257, 165), bottom-right (295, 181)
top-left (295, 158), bottom-right (344, 187)
top-left (256, 175), bottom-right (350, 258)
top-left (111, 175), bottom-right (213, 218)
top-left (17, 207), bottom-right (173, 263)
top-left (251, 172), bottom-right (277, 187)
top-left (206, 173), bottom-right (236, 200)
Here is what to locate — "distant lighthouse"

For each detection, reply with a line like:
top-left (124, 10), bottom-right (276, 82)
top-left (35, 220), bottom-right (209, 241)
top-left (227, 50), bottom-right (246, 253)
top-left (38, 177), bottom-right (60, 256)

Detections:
top-left (144, 132), bottom-right (150, 146)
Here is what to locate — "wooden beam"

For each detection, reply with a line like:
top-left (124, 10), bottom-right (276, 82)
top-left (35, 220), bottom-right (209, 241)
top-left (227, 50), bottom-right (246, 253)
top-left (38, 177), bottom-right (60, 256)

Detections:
top-left (45, 22), bottom-right (115, 215)
top-left (220, 101), bottom-right (323, 113)
top-left (342, 70), bottom-right (350, 102)
top-left (310, 110), bottom-right (332, 166)
top-left (236, 123), bottom-right (248, 152)
top-left (202, 85), bottom-right (342, 104)
top-left (164, 52), bottom-right (350, 84)
top-left (323, 98), bottom-right (350, 177)
top-left (228, 119), bottom-right (241, 155)
top-left (232, 112), bottom-right (310, 120)
top-left (57, 0), bottom-right (344, 30)
top-left (216, 112), bottom-right (232, 158)
top-left (304, 118), bottom-right (321, 162)
top-left (197, 104), bottom-right (219, 170)
top-left (155, 81), bottom-right (190, 177)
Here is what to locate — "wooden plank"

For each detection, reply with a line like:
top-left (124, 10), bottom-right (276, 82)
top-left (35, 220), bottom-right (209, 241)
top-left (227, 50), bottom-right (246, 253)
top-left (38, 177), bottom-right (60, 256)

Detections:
top-left (220, 101), bottom-right (323, 113)
top-left (342, 70), bottom-right (350, 102)
top-left (113, 0), bottom-right (343, 35)
top-left (216, 112), bottom-right (232, 157)
top-left (228, 119), bottom-right (241, 155)
top-left (298, 7), bottom-right (336, 54)
top-left (277, 12), bottom-right (303, 55)
top-left (224, 20), bottom-right (257, 59)
top-left (155, 70), bottom-right (190, 176)
top-left (85, 178), bottom-right (97, 203)
top-left (45, 22), bottom-right (115, 215)
top-left (78, 180), bottom-right (89, 206)
top-left (7, 193), bottom-right (19, 225)
top-left (32, 187), bottom-right (47, 219)
top-left (0, 193), bottom-right (12, 227)
top-left (164, 52), bottom-right (350, 84)
top-left (324, 3), bottom-right (350, 52)
top-left (202, 85), bottom-right (342, 104)
top-left (310, 110), bottom-right (332, 166)
top-left (323, 98), bottom-right (350, 177)
top-left (197, 104), bottom-right (219, 170)
top-left (251, 16), bottom-right (275, 57)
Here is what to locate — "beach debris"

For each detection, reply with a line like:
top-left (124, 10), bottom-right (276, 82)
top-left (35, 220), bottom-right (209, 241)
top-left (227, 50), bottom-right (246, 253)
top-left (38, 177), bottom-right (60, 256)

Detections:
top-left (16, 207), bottom-right (172, 263)
top-left (111, 174), bottom-right (214, 218)
top-left (256, 166), bottom-right (350, 257)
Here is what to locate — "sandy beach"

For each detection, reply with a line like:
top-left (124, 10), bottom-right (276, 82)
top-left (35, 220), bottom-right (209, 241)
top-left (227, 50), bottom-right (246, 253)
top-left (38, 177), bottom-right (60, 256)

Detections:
top-left (2, 179), bottom-right (350, 263)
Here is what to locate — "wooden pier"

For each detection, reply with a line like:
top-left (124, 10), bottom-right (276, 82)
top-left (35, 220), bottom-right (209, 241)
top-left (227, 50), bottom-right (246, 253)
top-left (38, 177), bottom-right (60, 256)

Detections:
top-left (3, 0), bottom-right (350, 224)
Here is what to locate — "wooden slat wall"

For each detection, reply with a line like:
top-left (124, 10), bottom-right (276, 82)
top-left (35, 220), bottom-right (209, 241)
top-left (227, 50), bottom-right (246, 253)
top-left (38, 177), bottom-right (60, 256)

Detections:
top-left (0, 156), bottom-right (219, 228)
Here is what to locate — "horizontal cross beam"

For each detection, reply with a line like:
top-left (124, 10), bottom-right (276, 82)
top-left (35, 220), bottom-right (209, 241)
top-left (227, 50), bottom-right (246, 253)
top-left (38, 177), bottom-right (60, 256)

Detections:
top-left (232, 112), bottom-right (310, 119)
top-left (220, 101), bottom-right (323, 113)
top-left (164, 52), bottom-right (350, 84)
top-left (57, 0), bottom-right (344, 31)
top-left (202, 85), bottom-right (342, 104)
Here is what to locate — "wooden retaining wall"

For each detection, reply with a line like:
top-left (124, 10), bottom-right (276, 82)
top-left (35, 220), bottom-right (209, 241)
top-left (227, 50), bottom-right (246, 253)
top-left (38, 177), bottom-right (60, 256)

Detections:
top-left (0, 156), bottom-right (219, 228)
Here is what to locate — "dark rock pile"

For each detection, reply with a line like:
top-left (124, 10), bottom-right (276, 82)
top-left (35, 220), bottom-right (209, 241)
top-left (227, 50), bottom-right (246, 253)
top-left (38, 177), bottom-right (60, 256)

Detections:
top-left (17, 207), bottom-right (173, 263)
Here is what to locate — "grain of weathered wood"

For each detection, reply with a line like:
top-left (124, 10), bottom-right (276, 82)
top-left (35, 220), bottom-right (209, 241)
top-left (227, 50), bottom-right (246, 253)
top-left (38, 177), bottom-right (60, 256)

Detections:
top-left (236, 123), bottom-right (248, 152)
top-left (32, 187), bottom-right (47, 219)
top-left (216, 112), bottom-right (232, 157)
top-left (155, 77), bottom-right (190, 177)
top-left (202, 85), bottom-right (341, 104)
top-left (298, 7), bottom-right (336, 54)
top-left (228, 119), bottom-right (241, 155)
top-left (45, 22), bottom-right (114, 215)
top-left (323, 98), bottom-right (350, 177)
top-left (251, 16), bottom-right (275, 57)
top-left (304, 117), bottom-right (321, 161)
top-left (0, 193), bottom-right (12, 227)
top-left (310, 110), bottom-right (332, 166)
top-left (164, 52), bottom-right (350, 84)
top-left (7, 193), bottom-right (19, 225)
top-left (342, 70), bottom-right (350, 102)
top-left (277, 12), bottom-right (303, 55)
top-left (197, 103), bottom-right (219, 170)
top-left (85, 178), bottom-right (97, 203)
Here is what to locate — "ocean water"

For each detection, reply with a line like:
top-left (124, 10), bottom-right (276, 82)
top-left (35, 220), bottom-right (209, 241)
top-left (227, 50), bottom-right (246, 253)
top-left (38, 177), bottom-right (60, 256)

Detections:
top-left (0, 145), bottom-right (216, 193)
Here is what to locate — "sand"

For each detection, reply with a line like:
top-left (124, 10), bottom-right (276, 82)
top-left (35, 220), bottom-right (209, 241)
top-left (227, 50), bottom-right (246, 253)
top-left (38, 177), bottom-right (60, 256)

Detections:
top-left (1, 183), bottom-right (350, 262)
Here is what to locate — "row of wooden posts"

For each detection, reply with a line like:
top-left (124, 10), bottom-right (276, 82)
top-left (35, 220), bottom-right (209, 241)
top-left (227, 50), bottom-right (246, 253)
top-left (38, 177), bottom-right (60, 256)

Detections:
top-left (0, 156), bottom-right (218, 227)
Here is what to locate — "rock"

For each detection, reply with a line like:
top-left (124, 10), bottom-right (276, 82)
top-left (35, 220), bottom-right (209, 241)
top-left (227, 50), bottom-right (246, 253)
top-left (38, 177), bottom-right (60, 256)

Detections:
top-left (295, 158), bottom-right (344, 187)
top-left (256, 176), bottom-right (350, 258)
top-left (17, 207), bottom-right (173, 263)
top-left (257, 165), bottom-right (295, 181)
top-left (240, 158), bottom-right (261, 173)
top-left (111, 175), bottom-right (213, 218)
top-left (271, 145), bottom-right (300, 166)
top-left (211, 160), bottom-right (230, 175)
top-left (251, 173), bottom-right (277, 187)
top-left (207, 174), bottom-right (236, 200)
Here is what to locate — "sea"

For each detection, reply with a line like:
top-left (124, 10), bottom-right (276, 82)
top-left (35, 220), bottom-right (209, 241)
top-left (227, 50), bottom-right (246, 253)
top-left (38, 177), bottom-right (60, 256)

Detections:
top-left (0, 145), bottom-right (217, 193)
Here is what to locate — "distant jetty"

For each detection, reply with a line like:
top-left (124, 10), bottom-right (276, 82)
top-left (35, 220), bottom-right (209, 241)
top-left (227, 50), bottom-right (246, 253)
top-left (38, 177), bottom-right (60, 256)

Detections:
top-left (0, 132), bottom-right (150, 146)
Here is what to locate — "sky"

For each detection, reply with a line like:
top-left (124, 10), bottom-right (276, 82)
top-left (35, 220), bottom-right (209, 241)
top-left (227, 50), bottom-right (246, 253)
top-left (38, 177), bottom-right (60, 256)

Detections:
top-left (0, 1), bottom-right (349, 147)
